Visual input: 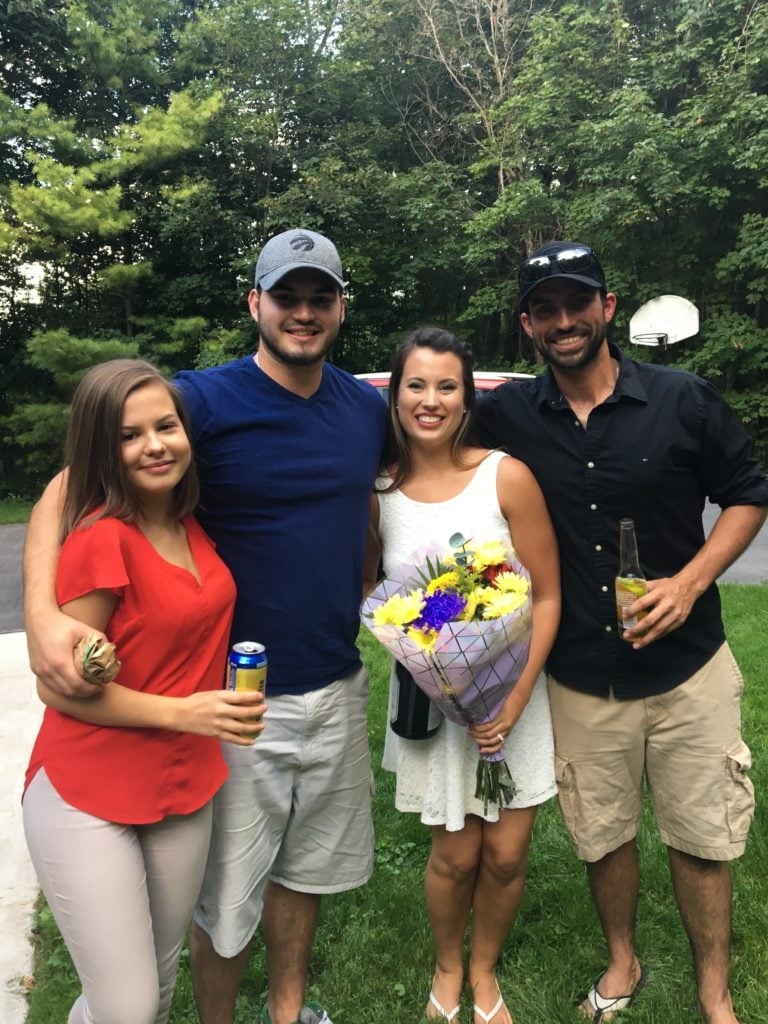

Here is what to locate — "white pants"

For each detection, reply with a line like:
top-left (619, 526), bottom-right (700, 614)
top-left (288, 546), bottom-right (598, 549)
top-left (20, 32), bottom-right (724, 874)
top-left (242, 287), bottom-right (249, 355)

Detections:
top-left (23, 769), bottom-right (213, 1024)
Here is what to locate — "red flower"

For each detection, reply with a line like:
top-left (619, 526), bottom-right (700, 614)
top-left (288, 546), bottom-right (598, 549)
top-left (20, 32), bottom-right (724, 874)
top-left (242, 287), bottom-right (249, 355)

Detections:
top-left (482, 562), bottom-right (513, 586)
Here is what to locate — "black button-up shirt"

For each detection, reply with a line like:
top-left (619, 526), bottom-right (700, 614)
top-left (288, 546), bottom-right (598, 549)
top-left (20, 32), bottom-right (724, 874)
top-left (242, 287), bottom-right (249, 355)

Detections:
top-left (476, 344), bottom-right (768, 698)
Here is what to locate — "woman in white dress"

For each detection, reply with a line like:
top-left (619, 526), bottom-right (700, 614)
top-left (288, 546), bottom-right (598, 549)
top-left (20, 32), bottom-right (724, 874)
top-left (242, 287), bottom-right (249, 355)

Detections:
top-left (364, 328), bottom-right (560, 1024)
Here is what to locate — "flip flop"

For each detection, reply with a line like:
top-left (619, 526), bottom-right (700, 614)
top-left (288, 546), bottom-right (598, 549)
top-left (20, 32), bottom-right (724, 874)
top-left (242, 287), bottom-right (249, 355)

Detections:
top-left (428, 990), bottom-right (461, 1022)
top-left (581, 966), bottom-right (647, 1022)
top-left (473, 988), bottom-right (506, 1023)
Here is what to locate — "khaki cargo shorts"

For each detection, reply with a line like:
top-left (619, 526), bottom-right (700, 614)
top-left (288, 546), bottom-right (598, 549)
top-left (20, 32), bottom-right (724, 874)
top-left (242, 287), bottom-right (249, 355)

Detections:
top-left (548, 643), bottom-right (754, 863)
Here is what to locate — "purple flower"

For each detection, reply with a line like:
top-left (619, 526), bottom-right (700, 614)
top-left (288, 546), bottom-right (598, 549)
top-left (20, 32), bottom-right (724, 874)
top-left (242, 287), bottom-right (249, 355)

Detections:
top-left (416, 589), bottom-right (467, 631)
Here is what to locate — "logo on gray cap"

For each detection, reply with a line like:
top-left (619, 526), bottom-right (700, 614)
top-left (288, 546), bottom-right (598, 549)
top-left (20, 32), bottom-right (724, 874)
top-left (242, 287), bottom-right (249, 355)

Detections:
top-left (290, 234), bottom-right (315, 252)
top-left (255, 228), bottom-right (345, 291)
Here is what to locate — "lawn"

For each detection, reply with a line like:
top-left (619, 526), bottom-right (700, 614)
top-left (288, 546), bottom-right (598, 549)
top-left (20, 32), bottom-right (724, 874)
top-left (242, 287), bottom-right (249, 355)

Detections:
top-left (0, 497), bottom-right (34, 525)
top-left (25, 584), bottom-right (768, 1023)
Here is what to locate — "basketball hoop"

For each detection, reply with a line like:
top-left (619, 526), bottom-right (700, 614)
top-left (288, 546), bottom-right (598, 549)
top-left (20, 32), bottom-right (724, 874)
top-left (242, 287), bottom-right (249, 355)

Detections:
top-left (631, 332), bottom-right (669, 349)
top-left (629, 296), bottom-right (698, 348)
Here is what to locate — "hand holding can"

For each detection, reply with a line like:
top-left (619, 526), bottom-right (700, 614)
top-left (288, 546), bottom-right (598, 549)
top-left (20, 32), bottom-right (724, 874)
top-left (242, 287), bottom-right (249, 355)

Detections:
top-left (226, 642), bottom-right (267, 738)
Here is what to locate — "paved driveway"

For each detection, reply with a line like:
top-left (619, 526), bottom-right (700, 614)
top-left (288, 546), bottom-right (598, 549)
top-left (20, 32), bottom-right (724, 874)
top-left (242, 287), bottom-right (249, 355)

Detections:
top-left (1, 526), bottom-right (25, 634)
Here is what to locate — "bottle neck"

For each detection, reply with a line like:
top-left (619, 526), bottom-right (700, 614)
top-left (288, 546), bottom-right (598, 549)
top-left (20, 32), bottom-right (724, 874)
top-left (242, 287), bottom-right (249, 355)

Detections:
top-left (618, 522), bottom-right (643, 577)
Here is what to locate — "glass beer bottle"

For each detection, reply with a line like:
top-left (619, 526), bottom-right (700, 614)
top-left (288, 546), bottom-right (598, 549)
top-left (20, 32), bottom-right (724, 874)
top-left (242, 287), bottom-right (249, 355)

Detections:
top-left (615, 518), bottom-right (647, 640)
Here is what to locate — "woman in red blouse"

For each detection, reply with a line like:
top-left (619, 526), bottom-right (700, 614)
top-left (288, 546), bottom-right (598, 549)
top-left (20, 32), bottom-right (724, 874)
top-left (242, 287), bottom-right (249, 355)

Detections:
top-left (23, 359), bottom-right (264, 1024)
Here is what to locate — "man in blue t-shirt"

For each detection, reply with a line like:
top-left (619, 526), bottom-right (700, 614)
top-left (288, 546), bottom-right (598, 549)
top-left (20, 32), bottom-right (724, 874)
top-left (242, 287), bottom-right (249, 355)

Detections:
top-left (177, 230), bottom-right (387, 1024)
top-left (24, 228), bottom-right (388, 1024)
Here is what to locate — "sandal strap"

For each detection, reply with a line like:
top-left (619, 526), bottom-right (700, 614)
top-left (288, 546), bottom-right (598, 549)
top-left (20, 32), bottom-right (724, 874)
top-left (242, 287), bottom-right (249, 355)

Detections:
top-left (429, 991), bottom-right (461, 1022)
top-left (473, 992), bottom-right (504, 1023)
top-left (584, 967), bottom-right (647, 1022)
top-left (587, 985), bottom-right (635, 1012)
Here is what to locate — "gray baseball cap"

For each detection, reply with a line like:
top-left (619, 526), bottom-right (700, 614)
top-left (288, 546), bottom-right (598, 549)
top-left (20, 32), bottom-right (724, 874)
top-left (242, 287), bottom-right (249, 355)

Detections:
top-left (255, 228), bottom-right (346, 291)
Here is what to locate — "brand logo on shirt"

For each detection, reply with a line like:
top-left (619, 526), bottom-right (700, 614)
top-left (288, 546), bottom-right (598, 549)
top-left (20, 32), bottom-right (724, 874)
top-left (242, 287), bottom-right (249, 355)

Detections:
top-left (290, 234), bottom-right (315, 252)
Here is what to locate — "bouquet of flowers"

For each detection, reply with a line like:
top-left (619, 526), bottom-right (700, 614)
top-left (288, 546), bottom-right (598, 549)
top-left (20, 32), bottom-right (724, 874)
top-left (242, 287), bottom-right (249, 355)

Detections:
top-left (362, 533), bottom-right (532, 813)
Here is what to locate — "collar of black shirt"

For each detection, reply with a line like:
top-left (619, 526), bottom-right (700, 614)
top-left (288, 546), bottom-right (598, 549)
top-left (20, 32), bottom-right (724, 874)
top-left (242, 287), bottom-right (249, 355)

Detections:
top-left (537, 342), bottom-right (648, 411)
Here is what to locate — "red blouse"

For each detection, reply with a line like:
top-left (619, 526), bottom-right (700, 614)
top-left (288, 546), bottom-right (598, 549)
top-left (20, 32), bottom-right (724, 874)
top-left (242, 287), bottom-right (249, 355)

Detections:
top-left (25, 515), bottom-right (236, 824)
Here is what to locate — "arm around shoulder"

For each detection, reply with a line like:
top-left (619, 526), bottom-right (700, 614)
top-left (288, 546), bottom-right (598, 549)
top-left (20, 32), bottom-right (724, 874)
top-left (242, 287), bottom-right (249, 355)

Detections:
top-left (38, 588), bottom-right (265, 744)
top-left (24, 471), bottom-right (102, 696)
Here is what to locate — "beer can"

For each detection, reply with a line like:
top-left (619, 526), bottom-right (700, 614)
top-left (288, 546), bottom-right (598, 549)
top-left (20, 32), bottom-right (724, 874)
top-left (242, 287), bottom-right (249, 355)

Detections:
top-left (227, 641), bottom-right (268, 694)
top-left (227, 642), bottom-right (267, 738)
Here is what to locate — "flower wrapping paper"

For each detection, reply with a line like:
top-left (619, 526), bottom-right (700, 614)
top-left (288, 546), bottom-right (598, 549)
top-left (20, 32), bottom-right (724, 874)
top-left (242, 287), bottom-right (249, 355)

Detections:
top-left (362, 552), bottom-right (533, 750)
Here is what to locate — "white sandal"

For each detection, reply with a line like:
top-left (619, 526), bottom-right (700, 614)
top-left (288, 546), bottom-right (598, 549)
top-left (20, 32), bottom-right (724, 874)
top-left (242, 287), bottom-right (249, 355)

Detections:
top-left (429, 990), bottom-right (461, 1022)
top-left (475, 983), bottom-right (512, 1024)
top-left (581, 967), bottom-right (647, 1022)
top-left (473, 984), bottom-right (506, 1024)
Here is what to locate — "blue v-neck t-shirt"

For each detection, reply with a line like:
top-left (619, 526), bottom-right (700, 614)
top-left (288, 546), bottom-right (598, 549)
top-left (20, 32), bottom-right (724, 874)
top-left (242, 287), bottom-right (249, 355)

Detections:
top-left (176, 357), bottom-right (387, 695)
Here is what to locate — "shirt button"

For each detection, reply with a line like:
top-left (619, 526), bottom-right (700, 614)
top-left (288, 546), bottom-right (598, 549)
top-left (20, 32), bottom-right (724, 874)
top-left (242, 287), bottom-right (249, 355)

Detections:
top-left (587, 461), bottom-right (595, 468)
top-left (595, 544), bottom-right (602, 551)
top-left (605, 625), bottom-right (613, 632)
top-left (601, 585), bottom-right (608, 593)
top-left (590, 503), bottom-right (597, 510)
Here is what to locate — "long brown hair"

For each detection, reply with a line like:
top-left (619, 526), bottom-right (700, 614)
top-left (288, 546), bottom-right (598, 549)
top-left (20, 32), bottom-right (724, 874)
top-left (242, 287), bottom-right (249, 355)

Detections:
top-left (381, 327), bottom-right (476, 493)
top-left (60, 359), bottom-right (199, 541)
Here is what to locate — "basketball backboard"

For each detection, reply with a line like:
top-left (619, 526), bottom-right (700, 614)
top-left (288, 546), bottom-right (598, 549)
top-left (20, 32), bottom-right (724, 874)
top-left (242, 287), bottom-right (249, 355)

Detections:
top-left (629, 295), bottom-right (699, 348)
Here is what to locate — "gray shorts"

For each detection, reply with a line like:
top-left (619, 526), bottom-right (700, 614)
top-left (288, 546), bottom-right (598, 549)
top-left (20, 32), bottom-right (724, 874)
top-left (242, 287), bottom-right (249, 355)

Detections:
top-left (194, 666), bottom-right (373, 957)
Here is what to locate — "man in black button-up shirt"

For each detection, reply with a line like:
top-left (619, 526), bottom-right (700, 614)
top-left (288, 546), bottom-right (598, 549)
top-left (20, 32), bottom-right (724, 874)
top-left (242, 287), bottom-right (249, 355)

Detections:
top-left (477, 241), bottom-right (767, 1024)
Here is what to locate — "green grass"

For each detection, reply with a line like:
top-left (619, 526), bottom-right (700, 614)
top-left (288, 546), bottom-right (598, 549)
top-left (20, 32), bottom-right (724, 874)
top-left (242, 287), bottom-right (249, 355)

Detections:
top-left (24, 584), bottom-right (768, 1023)
top-left (0, 496), bottom-right (34, 524)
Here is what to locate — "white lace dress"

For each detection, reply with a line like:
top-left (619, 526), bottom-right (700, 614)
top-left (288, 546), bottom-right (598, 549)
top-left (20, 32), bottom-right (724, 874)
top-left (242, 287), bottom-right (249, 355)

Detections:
top-left (377, 450), bottom-right (556, 831)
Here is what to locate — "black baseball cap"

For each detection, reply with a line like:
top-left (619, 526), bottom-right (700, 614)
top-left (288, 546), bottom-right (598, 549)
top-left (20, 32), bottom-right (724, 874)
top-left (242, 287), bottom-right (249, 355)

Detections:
top-left (518, 241), bottom-right (606, 311)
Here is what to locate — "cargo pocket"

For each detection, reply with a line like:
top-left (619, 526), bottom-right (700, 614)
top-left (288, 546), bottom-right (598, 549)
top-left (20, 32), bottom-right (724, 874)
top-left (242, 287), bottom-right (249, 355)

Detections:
top-left (725, 740), bottom-right (754, 842)
top-left (554, 754), bottom-right (578, 843)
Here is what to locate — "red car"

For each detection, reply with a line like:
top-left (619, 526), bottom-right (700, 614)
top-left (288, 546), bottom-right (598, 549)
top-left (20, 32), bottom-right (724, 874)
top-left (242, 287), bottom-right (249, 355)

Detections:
top-left (355, 370), bottom-right (535, 401)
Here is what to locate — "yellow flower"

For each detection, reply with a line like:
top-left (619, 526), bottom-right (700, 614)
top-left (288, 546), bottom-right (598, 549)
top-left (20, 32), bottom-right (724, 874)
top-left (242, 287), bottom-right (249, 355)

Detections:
top-left (469, 540), bottom-right (508, 571)
top-left (457, 588), bottom-right (479, 620)
top-left (426, 571), bottom-right (460, 595)
top-left (406, 625), bottom-right (438, 652)
top-left (482, 590), bottom-right (528, 619)
top-left (458, 586), bottom-right (490, 620)
top-left (372, 589), bottom-right (425, 627)
top-left (493, 571), bottom-right (530, 596)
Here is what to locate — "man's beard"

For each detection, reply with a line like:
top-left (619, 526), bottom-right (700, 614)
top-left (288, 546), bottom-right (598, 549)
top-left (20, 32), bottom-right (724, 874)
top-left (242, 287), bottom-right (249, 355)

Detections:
top-left (535, 322), bottom-right (607, 371)
top-left (258, 321), bottom-right (340, 367)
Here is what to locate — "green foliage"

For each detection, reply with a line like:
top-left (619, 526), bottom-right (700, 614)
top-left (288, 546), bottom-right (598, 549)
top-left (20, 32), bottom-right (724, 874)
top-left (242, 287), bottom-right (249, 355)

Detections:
top-left (11, 158), bottom-right (133, 239)
top-left (2, 0), bottom-right (768, 496)
top-left (1, 401), bottom-right (70, 488)
top-left (194, 326), bottom-right (254, 370)
top-left (26, 329), bottom-right (139, 391)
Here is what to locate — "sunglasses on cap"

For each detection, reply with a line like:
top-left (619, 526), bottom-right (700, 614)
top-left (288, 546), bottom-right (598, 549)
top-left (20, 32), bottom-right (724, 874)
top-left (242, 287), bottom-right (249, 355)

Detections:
top-left (518, 246), bottom-right (601, 290)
